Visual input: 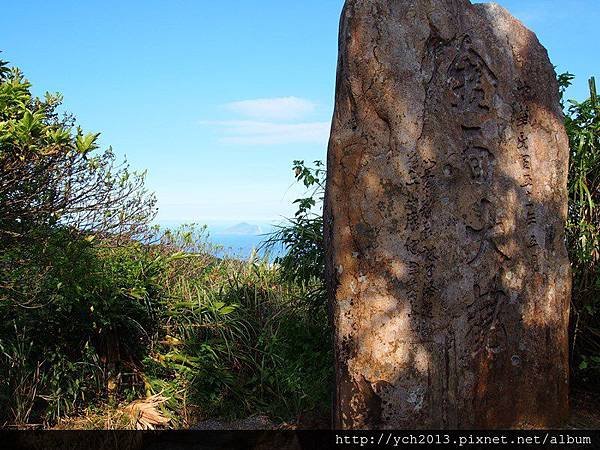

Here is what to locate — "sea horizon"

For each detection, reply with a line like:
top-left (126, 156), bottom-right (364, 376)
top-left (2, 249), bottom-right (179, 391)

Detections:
top-left (154, 219), bottom-right (285, 260)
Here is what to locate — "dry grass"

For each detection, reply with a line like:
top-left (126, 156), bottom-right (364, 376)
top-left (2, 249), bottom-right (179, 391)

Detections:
top-left (123, 394), bottom-right (171, 430)
top-left (53, 394), bottom-right (171, 430)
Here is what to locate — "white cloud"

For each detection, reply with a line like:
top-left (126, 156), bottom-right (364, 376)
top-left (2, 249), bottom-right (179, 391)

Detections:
top-left (223, 96), bottom-right (316, 121)
top-left (203, 96), bottom-right (330, 145)
top-left (201, 120), bottom-right (330, 145)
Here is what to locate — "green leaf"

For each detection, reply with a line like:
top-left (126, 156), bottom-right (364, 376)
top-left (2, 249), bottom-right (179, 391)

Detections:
top-left (76, 132), bottom-right (100, 154)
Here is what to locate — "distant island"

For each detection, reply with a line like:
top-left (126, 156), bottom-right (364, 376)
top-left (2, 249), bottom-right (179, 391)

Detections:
top-left (223, 222), bottom-right (263, 235)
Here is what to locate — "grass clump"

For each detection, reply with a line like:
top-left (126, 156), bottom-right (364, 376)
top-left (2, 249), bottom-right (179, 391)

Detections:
top-left (0, 224), bottom-right (332, 428)
top-left (147, 232), bottom-right (331, 424)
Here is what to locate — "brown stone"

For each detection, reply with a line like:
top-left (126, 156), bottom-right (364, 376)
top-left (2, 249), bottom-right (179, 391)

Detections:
top-left (324, 0), bottom-right (571, 429)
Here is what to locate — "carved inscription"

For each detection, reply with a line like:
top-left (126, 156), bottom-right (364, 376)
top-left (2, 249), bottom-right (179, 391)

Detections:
top-left (466, 199), bottom-right (509, 265)
top-left (466, 276), bottom-right (508, 355)
top-left (447, 37), bottom-right (510, 356)
top-left (326, 0), bottom-right (572, 428)
top-left (404, 153), bottom-right (438, 334)
top-left (514, 79), bottom-right (541, 272)
top-left (465, 146), bottom-right (494, 182)
top-left (448, 36), bottom-right (498, 113)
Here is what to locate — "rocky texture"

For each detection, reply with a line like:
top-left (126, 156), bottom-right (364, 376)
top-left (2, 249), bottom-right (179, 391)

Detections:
top-left (324, 0), bottom-right (571, 429)
top-left (192, 415), bottom-right (275, 430)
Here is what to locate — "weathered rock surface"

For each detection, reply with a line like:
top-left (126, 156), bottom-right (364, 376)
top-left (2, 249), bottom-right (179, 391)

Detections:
top-left (324, 0), bottom-right (571, 429)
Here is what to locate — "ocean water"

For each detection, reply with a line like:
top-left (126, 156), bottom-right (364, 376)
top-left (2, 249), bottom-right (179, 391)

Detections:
top-left (155, 220), bottom-right (285, 260)
top-left (210, 232), bottom-right (280, 260)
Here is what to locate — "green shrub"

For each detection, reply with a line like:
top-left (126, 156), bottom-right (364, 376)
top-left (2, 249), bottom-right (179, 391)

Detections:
top-left (143, 232), bottom-right (332, 423)
top-left (0, 53), bottom-right (333, 429)
top-left (561, 74), bottom-right (600, 386)
top-left (263, 160), bottom-right (327, 311)
top-left (0, 233), bottom-right (168, 425)
top-left (0, 55), bottom-right (159, 426)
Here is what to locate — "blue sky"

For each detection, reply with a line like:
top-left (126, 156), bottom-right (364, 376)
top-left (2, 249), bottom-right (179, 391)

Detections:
top-left (1, 0), bottom-right (598, 224)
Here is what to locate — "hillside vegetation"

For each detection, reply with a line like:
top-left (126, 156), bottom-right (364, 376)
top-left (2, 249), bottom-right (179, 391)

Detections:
top-left (0, 59), bottom-right (598, 429)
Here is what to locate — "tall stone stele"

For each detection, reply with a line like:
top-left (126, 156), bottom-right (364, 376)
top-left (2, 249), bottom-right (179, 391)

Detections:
top-left (324, 0), bottom-right (571, 429)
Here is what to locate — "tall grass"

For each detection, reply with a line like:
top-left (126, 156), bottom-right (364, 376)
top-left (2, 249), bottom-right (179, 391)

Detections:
top-left (146, 226), bottom-right (331, 424)
top-left (0, 223), bottom-right (332, 428)
top-left (561, 75), bottom-right (600, 386)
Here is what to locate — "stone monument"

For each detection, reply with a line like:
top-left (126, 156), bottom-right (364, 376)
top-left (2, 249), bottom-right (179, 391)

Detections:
top-left (324, 0), bottom-right (571, 429)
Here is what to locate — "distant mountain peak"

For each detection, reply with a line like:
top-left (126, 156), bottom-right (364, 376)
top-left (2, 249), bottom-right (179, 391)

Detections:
top-left (224, 222), bottom-right (262, 235)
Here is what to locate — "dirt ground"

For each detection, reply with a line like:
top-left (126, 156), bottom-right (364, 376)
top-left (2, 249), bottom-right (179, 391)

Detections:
top-left (567, 389), bottom-right (600, 429)
top-left (191, 390), bottom-right (600, 430)
top-left (51, 389), bottom-right (600, 430)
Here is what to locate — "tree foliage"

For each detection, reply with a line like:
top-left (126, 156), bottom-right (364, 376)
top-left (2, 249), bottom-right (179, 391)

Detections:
top-left (0, 57), bottom-right (159, 425)
top-left (0, 58), bottom-right (156, 245)
top-left (263, 160), bottom-right (326, 309)
top-left (0, 57), bottom-right (157, 310)
top-left (0, 57), bottom-right (331, 428)
top-left (560, 74), bottom-right (600, 382)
